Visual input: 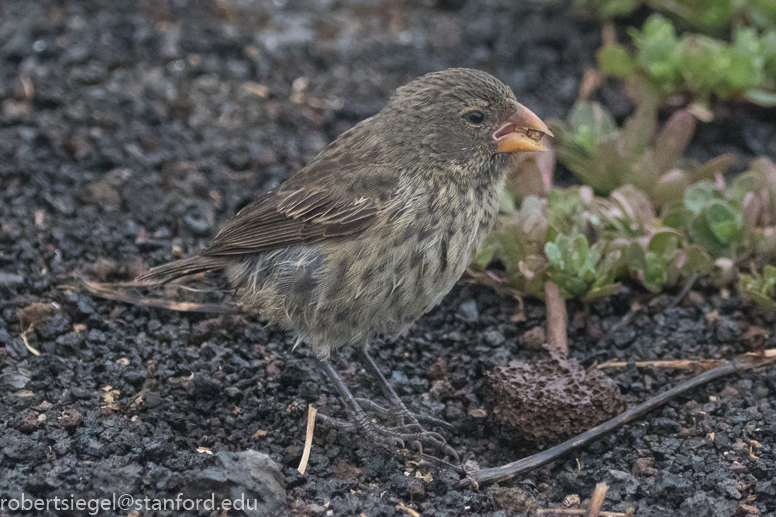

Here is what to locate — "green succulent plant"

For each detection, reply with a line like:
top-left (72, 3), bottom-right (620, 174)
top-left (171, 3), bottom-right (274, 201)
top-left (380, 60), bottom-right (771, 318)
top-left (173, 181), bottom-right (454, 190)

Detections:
top-left (599, 15), bottom-right (776, 107)
top-left (660, 180), bottom-right (745, 259)
top-left (545, 233), bottom-right (622, 300)
top-left (477, 184), bottom-right (716, 299)
top-left (551, 95), bottom-right (732, 201)
top-left (473, 194), bottom-right (550, 297)
top-left (739, 265), bottom-right (776, 312)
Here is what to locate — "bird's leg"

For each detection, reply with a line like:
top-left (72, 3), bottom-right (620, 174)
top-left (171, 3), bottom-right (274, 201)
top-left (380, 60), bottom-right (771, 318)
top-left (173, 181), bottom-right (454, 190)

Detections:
top-left (315, 359), bottom-right (457, 460)
top-left (357, 346), bottom-right (454, 434)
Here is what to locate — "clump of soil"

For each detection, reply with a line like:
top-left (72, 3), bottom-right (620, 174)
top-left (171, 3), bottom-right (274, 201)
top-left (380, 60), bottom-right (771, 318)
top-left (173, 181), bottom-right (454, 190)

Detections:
top-left (487, 350), bottom-right (625, 445)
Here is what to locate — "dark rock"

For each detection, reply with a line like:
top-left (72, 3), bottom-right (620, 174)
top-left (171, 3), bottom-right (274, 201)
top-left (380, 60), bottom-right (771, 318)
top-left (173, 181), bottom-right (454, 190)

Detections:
top-left (1, 367), bottom-right (31, 390)
top-left (651, 417), bottom-right (682, 434)
top-left (187, 373), bottom-right (223, 400)
top-left (61, 408), bottom-right (82, 433)
top-left (756, 478), bottom-right (776, 496)
top-left (0, 272), bottom-right (25, 288)
top-left (651, 471), bottom-right (694, 505)
top-left (179, 450), bottom-right (286, 517)
top-left (608, 469), bottom-right (639, 496)
top-left (679, 492), bottom-right (737, 517)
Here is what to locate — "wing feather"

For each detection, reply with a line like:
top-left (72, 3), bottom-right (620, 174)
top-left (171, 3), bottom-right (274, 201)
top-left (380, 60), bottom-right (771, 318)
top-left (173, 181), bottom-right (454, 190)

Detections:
top-left (201, 158), bottom-right (396, 258)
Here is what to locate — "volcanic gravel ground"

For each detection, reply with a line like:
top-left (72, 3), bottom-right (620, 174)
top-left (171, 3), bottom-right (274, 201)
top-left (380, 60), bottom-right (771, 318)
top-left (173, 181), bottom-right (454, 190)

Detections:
top-left (1, 1), bottom-right (776, 515)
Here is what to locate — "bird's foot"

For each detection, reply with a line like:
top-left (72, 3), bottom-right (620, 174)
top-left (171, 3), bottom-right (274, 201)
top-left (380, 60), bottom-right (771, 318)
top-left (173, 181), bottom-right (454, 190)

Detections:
top-left (315, 358), bottom-right (459, 464)
top-left (317, 405), bottom-right (458, 462)
top-left (355, 397), bottom-right (454, 433)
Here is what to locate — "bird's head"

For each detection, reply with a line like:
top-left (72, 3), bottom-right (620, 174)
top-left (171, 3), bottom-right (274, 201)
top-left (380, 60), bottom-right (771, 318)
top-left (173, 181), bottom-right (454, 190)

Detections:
top-left (381, 68), bottom-right (552, 183)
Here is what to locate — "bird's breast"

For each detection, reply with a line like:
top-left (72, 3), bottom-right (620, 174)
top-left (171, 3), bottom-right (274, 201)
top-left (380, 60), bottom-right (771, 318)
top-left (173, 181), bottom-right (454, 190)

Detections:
top-left (258, 175), bottom-right (506, 355)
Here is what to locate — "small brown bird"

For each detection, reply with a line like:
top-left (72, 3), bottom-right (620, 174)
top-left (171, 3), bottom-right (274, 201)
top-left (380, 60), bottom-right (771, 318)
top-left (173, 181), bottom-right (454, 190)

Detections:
top-left (133, 68), bottom-right (551, 458)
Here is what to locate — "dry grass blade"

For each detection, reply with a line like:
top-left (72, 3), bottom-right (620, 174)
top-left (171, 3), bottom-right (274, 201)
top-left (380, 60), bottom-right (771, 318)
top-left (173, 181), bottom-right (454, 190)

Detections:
top-left (298, 404), bottom-right (317, 475)
top-left (598, 349), bottom-right (776, 370)
top-left (20, 326), bottom-right (40, 356)
top-left (597, 359), bottom-right (726, 370)
top-left (587, 483), bottom-right (608, 517)
top-left (396, 503), bottom-right (421, 517)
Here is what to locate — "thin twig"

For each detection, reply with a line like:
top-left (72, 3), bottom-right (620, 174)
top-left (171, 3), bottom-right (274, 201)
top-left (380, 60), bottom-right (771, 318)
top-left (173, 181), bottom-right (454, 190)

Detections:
top-left (536, 511), bottom-right (630, 516)
top-left (459, 350), bottom-right (776, 488)
top-left (298, 404), bottom-right (317, 475)
top-left (545, 281), bottom-right (568, 355)
top-left (667, 274), bottom-right (698, 309)
top-left (601, 22), bottom-right (616, 46)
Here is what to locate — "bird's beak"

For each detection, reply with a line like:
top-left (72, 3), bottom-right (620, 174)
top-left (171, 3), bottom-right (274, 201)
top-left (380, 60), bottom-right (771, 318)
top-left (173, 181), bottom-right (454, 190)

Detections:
top-left (493, 100), bottom-right (553, 153)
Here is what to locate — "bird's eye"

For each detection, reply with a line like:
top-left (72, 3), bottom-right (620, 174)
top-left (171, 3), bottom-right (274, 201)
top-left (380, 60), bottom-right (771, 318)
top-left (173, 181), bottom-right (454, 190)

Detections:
top-left (465, 110), bottom-right (484, 125)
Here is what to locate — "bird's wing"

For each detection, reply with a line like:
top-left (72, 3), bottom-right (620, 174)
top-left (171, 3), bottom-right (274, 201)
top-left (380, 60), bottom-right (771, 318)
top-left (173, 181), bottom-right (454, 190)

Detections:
top-left (201, 158), bottom-right (399, 258)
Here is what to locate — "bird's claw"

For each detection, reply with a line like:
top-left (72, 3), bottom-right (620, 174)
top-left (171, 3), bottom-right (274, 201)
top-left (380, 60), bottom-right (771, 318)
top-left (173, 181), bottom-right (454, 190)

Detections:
top-left (354, 397), bottom-right (453, 433)
top-left (317, 404), bottom-right (459, 462)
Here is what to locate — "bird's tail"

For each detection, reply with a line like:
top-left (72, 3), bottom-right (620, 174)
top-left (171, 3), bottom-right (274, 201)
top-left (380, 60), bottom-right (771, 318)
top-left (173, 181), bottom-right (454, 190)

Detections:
top-left (73, 255), bottom-right (247, 315)
top-left (133, 255), bottom-right (225, 286)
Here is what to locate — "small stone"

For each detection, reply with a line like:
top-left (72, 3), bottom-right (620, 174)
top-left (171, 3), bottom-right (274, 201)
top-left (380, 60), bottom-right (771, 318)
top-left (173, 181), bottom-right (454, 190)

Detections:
top-left (1, 368), bottom-right (31, 390)
top-left (521, 326), bottom-right (545, 349)
top-left (652, 471), bottom-right (694, 505)
top-left (61, 408), bottom-right (83, 433)
top-left (613, 328), bottom-right (636, 347)
top-left (609, 469), bottom-right (632, 481)
top-left (187, 373), bottom-right (223, 400)
top-left (687, 291), bottom-right (704, 305)
top-left (334, 458), bottom-right (361, 480)
top-left (70, 387), bottom-right (91, 399)
top-left (2, 99), bottom-right (30, 119)
top-left (563, 494), bottom-right (580, 507)
top-left (0, 272), bottom-right (24, 288)
top-left (16, 412), bottom-right (39, 433)
top-left (483, 330), bottom-right (505, 346)
top-left (632, 457), bottom-right (658, 477)
top-left (428, 380), bottom-right (452, 401)
top-left (183, 213), bottom-right (212, 236)
top-left (491, 487), bottom-right (537, 513)
top-left (87, 329), bottom-right (106, 343)
top-left (679, 491), bottom-right (723, 517)
top-left (458, 300), bottom-right (479, 322)
top-left (391, 370), bottom-right (408, 385)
